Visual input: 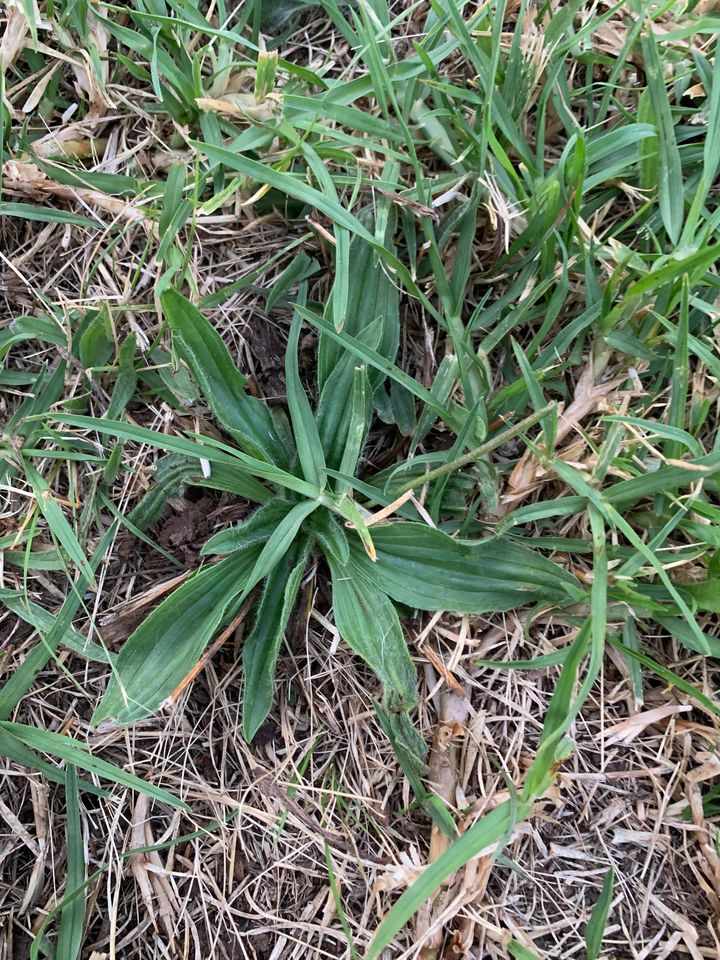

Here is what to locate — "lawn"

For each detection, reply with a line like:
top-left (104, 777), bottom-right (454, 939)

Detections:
top-left (1, 0), bottom-right (720, 957)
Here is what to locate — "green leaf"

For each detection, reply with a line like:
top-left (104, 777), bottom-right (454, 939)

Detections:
top-left (52, 414), bottom-right (312, 500)
top-left (609, 638), bottom-right (720, 718)
top-left (329, 557), bottom-right (416, 706)
top-left (242, 544), bottom-right (307, 739)
top-left (260, 0), bottom-right (320, 32)
top-left (0, 728), bottom-right (105, 797)
top-left (53, 414), bottom-right (254, 468)
top-left (191, 140), bottom-right (375, 240)
top-left (127, 454), bottom-right (272, 525)
top-left (525, 624), bottom-right (593, 798)
top-left (195, 460), bottom-right (273, 503)
top-left (374, 704), bottom-right (456, 839)
top-left (159, 162), bottom-right (186, 236)
top-left (107, 333), bottom-right (138, 420)
top-left (0, 590), bottom-right (111, 663)
top-left (349, 524), bottom-right (580, 613)
top-left (238, 499), bottom-right (319, 604)
top-left (79, 310), bottom-right (114, 370)
top-left (162, 288), bottom-right (286, 465)
top-left (508, 942), bottom-right (542, 960)
top-left (411, 353), bottom-right (459, 450)
top-left (654, 615), bottom-right (720, 657)
top-left (298, 306), bottom-right (467, 436)
top-left (286, 309), bottom-right (326, 487)
top-left (704, 40), bottom-right (720, 192)
top-left (682, 580), bottom-right (720, 613)
top-left (202, 499), bottom-right (294, 555)
top-left (23, 462), bottom-right (94, 583)
top-left (185, 429), bottom-right (324, 500)
top-left (0, 524), bottom-right (118, 720)
top-left (265, 251), bottom-right (319, 313)
top-left (300, 144), bottom-right (350, 332)
top-left (553, 459), bottom-right (710, 655)
top-left (0, 722), bottom-right (187, 808)
top-left (336, 365), bottom-right (371, 498)
top-left (0, 201), bottom-right (101, 228)
top-left (93, 547), bottom-right (263, 726)
top-left (640, 29), bottom-right (684, 242)
top-left (331, 496), bottom-right (377, 562)
top-left (309, 509), bottom-right (350, 566)
top-left (191, 144), bottom-right (440, 328)
top-left (318, 216), bottom-right (399, 389)
top-left (0, 314), bottom-right (67, 361)
top-left (316, 317), bottom-right (383, 471)
top-left (56, 765), bottom-right (85, 960)
top-left (585, 867), bottom-right (615, 960)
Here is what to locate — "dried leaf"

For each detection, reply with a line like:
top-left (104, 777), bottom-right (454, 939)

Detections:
top-left (3, 160), bottom-right (149, 225)
top-left (195, 93), bottom-right (281, 121)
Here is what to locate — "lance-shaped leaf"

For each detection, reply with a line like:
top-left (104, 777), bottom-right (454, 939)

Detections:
top-left (309, 509), bottom-right (350, 566)
top-left (242, 543), bottom-right (308, 740)
top-left (348, 523), bottom-right (581, 612)
top-left (286, 308), bottom-right (326, 488)
top-left (316, 317), bottom-right (382, 471)
top-left (128, 454), bottom-right (271, 531)
top-left (329, 557), bottom-right (416, 706)
top-left (93, 546), bottom-right (263, 726)
top-left (201, 498), bottom-right (294, 556)
top-left (161, 289), bottom-right (288, 465)
top-left (318, 218), bottom-right (399, 390)
top-left (335, 365), bottom-right (371, 498)
top-left (237, 499), bottom-right (319, 606)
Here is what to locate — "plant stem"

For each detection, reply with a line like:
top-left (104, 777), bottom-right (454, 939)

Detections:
top-left (397, 402), bottom-right (556, 495)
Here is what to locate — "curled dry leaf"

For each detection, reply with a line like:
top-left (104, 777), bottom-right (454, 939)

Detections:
top-left (31, 127), bottom-right (109, 160)
top-left (19, 780), bottom-right (49, 915)
top-left (69, 49), bottom-right (113, 120)
top-left (22, 64), bottom-right (61, 114)
top-left (130, 794), bottom-right (180, 944)
top-left (195, 93), bottom-right (281, 122)
top-left (2, 159), bottom-right (150, 225)
top-left (373, 850), bottom-right (425, 893)
top-left (603, 703), bottom-right (691, 746)
top-left (0, 0), bottom-right (33, 70)
top-left (686, 752), bottom-right (720, 785)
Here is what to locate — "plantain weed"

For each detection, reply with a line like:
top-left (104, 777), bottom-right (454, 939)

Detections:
top-left (58, 287), bottom-right (581, 744)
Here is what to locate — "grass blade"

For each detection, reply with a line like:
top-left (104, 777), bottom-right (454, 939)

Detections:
top-left (0, 722), bottom-right (187, 808)
top-left (640, 28), bottom-right (684, 242)
top-left (585, 866), bottom-right (615, 960)
top-left (23, 462), bottom-right (94, 583)
top-left (56, 764), bottom-right (85, 960)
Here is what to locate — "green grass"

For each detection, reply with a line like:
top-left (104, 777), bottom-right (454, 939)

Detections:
top-left (1, 0), bottom-right (719, 956)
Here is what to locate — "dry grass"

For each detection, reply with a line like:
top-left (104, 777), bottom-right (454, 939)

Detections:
top-left (3, 582), bottom-right (719, 957)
